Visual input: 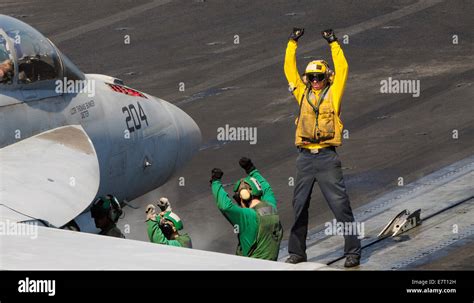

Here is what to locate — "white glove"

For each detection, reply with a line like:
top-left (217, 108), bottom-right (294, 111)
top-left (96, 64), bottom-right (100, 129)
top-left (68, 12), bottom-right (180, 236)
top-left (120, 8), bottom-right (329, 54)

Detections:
top-left (157, 197), bottom-right (172, 212)
top-left (145, 204), bottom-right (156, 221)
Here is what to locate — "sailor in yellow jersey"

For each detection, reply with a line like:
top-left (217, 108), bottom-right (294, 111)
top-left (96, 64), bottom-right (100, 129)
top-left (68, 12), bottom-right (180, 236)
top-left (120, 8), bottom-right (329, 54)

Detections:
top-left (284, 28), bottom-right (361, 267)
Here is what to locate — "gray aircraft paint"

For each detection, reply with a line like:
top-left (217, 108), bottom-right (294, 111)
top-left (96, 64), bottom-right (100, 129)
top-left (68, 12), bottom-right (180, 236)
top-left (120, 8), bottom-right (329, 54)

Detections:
top-left (0, 15), bottom-right (201, 226)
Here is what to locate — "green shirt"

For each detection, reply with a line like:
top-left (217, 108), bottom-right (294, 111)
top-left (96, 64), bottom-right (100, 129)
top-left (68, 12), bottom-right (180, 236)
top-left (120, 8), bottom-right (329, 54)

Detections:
top-left (147, 219), bottom-right (192, 248)
top-left (211, 169), bottom-right (280, 259)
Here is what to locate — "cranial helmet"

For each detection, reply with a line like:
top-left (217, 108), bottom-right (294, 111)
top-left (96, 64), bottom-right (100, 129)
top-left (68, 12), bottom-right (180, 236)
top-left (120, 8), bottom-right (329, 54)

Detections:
top-left (303, 60), bottom-right (334, 84)
top-left (161, 211), bottom-right (183, 231)
top-left (233, 176), bottom-right (263, 202)
top-left (90, 195), bottom-right (122, 223)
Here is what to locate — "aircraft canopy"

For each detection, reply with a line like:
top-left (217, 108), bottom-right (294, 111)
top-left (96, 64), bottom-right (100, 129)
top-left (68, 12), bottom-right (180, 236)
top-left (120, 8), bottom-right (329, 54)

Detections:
top-left (0, 14), bottom-right (84, 87)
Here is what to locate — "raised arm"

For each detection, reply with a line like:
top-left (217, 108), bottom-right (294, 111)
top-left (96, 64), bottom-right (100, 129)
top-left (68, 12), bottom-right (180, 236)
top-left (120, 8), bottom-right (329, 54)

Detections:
top-left (322, 29), bottom-right (349, 115)
top-left (284, 28), bottom-right (306, 104)
top-left (210, 168), bottom-right (246, 227)
top-left (330, 42), bottom-right (348, 114)
top-left (238, 157), bottom-right (277, 208)
top-left (249, 169), bottom-right (277, 208)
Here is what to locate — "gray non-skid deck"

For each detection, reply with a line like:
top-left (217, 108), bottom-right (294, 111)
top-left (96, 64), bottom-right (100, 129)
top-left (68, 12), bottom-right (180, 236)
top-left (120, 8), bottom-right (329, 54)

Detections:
top-left (279, 155), bottom-right (474, 270)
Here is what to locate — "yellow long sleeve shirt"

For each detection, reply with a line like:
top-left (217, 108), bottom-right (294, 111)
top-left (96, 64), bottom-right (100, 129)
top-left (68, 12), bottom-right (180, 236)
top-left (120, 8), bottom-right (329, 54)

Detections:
top-left (284, 39), bottom-right (348, 149)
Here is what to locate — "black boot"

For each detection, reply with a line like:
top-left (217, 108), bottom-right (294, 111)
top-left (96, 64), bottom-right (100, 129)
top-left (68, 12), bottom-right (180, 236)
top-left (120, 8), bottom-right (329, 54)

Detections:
top-left (285, 255), bottom-right (307, 264)
top-left (344, 255), bottom-right (360, 268)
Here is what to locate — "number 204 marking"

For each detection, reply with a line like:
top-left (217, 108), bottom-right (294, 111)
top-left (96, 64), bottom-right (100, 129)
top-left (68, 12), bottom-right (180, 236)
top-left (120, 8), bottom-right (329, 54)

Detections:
top-left (122, 102), bottom-right (149, 133)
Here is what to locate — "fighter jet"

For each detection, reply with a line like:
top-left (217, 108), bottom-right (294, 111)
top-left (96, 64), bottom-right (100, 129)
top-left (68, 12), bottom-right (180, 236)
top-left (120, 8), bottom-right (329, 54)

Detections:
top-left (0, 14), bottom-right (201, 231)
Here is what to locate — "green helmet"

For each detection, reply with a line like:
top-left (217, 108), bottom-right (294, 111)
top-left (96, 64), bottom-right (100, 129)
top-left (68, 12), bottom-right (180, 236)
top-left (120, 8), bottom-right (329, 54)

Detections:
top-left (91, 195), bottom-right (122, 223)
top-left (233, 176), bottom-right (263, 198)
top-left (162, 211), bottom-right (183, 231)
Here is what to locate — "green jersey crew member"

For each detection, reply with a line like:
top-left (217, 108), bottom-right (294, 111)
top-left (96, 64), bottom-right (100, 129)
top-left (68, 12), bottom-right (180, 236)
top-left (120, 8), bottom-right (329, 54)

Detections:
top-left (146, 206), bottom-right (192, 248)
top-left (284, 28), bottom-right (361, 267)
top-left (210, 157), bottom-right (283, 261)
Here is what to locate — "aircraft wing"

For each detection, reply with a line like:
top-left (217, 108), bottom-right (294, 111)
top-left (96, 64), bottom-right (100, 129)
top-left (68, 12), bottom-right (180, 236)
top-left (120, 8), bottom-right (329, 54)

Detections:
top-left (0, 125), bottom-right (100, 227)
top-left (0, 125), bottom-right (328, 270)
top-left (0, 224), bottom-right (329, 270)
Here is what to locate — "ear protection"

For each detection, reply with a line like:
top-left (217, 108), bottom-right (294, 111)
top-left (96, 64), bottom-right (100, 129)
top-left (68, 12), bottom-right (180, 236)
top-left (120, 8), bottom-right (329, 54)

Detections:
top-left (302, 73), bottom-right (308, 85)
top-left (240, 187), bottom-right (252, 201)
top-left (159, 220), bottom-right (175, 240)
top-left (233, 177), bottom-right (263, 204)
top-left (106, 195), bottom-right (123, 223)
top-left (158, 214), bottom-right (180, 240)
top-left (91, 195), bottom-right (122, 223)
top-left (302, 60), bottom-right (334, 85)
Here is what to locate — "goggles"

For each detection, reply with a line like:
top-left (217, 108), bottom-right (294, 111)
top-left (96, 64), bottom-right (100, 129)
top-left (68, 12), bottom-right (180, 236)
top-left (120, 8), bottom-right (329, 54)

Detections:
top-left (307, 73), bottom-right (326, 82)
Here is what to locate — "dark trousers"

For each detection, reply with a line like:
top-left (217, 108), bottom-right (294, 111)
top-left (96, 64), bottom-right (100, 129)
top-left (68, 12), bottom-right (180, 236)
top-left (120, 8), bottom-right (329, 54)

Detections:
top-left (288, 147), bottom-right (361, 259)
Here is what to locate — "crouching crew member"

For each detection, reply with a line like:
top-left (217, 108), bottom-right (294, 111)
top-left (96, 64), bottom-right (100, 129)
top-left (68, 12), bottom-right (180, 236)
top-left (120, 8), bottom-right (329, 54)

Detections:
top-left (90, 195), bottom-right (125, 238)
top-left (146, 205), bottom-right (192, 248)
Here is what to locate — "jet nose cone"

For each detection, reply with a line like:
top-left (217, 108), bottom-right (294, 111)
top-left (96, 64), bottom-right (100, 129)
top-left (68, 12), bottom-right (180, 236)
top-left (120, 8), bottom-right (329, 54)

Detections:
top-left (169, 104), bottom-right (201, 169)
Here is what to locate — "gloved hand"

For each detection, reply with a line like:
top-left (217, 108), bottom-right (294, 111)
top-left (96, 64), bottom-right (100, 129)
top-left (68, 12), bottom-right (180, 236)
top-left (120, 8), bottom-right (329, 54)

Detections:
top-left (239, 157), bottom-right (256, 174)
top-left (210, 168), bottom-right (223, 184)
top-left (157, 197), bottom-right (172, 212)
top-left (145, 204), bottom-right (157, 221)
top-left (289, 27), bottom-right (304, 42)
top-left (321, 29), bottom-right (337, 43)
